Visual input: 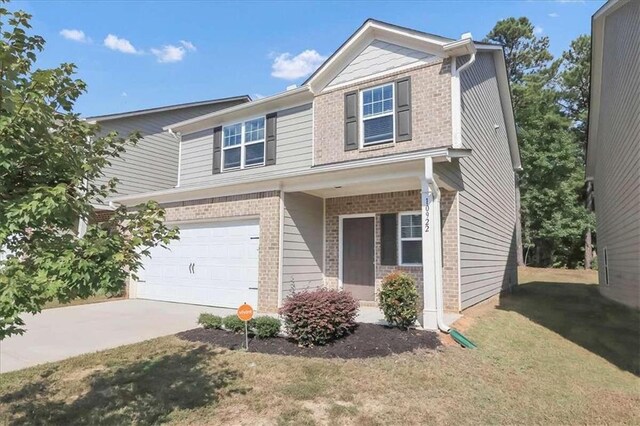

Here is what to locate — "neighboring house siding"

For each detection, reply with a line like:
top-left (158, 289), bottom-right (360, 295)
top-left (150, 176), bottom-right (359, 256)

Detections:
top-left (327, 40), bottom-right (438, 88)
top-left (281, 192), bottom-right (324, 298)
top-left (314, 59), bottom-right (452, 166)
top-left (594, 1), bottom-right (640, 308)
top-left (95, 102), bottom-right (246, 196)
top-left (179, 103), bottom-right (313, 187)
top-left (458, 52), bottom-right (518, 309)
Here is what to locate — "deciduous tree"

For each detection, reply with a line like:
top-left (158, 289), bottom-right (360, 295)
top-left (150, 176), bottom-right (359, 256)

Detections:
top-left (0, 5), bottom-right (178, 339)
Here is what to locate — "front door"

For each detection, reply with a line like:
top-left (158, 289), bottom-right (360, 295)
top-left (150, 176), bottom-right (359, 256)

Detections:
top-left (342, 217), bottom-right (375, 300)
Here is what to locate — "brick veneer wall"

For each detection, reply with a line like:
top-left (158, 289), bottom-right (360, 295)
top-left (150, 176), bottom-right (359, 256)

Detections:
top-left (324, 189), bottom-right (460, 313)
top-left (162, 191), bottom-right (281, 312)
top-left (314, 59), bottom-right (452, 166)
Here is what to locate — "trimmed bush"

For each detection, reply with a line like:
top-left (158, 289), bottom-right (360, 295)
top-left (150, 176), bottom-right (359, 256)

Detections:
top-left (279, 289), bottom-right (359, 346)
top-left (222, 315), bottom-right (247, 333)
top-left (252, 316), bottom-right (281, 339)
top-left (378, 272), bottom-right (419, 329)
top-left (198, 313), bottom-right (222, 329)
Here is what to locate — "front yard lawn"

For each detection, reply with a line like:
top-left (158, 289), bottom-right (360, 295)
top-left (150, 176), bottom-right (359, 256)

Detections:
top-left (1, 268), bottom-right (638, 425)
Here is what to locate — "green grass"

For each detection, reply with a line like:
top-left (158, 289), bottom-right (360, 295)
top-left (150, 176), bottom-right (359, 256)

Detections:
top-left (0, 267), bottom-right (638, 425)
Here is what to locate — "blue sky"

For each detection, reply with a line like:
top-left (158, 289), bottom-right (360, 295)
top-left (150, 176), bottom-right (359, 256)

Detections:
top-left (13, 0), bottom-right (604, 117)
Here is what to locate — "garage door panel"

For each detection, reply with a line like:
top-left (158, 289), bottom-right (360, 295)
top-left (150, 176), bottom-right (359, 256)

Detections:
top-left (136, 219), bottom-right (260, 308)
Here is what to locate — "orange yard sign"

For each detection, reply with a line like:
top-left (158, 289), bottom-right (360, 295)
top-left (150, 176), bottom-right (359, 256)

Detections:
top-left (237, 304), bottom-right (254, 322)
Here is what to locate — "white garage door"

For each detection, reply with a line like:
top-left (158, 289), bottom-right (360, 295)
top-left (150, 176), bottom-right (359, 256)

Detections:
top-left (136, 219), bottom-right (259, 308)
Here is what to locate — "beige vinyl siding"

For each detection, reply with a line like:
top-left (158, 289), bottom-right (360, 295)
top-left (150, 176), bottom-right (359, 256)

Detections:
top-left (179, 103), bottom-right (313, 187)
top-left (94, 102), bottom-right (245, 196)
top-left (458, 52), bottom-right (518, 309)
top-left (593, 1), bottom-right (640, 308)
top-left (327, 40), bottom-right (437, 89)
top-left (281, 192), bottom-right (324, 298)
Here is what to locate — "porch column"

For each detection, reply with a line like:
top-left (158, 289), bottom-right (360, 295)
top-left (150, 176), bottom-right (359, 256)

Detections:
top-left (421, 157), bottom-right (441, 330)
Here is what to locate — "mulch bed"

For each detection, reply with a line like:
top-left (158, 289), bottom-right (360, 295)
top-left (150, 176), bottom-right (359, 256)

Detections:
top-left (177, 323), bottom-right (441, 359)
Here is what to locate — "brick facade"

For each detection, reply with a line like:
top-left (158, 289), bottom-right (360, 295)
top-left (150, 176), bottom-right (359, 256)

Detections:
top-left (324, 189), bottom-right (460, 313)
top-left (162, 191), bottom-right (281, 312)
top-left (314, 60), bottom-right (452, 166)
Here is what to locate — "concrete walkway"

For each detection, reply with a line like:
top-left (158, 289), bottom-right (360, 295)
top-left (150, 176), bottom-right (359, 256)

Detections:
top-left (0, 300), bottom-right (234, 373)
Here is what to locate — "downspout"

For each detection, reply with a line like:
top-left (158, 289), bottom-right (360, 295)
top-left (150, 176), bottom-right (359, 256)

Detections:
top-left (422, 158), bottom-right (477, 349)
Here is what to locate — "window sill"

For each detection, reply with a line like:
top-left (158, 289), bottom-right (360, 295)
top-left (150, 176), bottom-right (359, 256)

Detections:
top-left (359, 141), bottom-right (395, 152)
top-left (221, 163), bottom-right (266, 173)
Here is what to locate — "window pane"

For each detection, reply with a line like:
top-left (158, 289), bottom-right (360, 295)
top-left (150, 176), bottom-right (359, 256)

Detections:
top-left (364, 115), bottom-right (393, 144)
top-left (223, 123), bottom-right (242, 147)
top-left (363, 90), bottom-right (372, 104)
top-left (383, 84), bottom-right (393, 99)
top-left (383, 99), bottom-right (393, 112)
top-left (245, 118), bottom-right (265, 143)
top-left (223, 147), bottom-right (241, 169)
top-left (245, 142), bottom-right (264, 166)
top-left (401, 215), bottom-right (411, 227)
top-left (402, 241), bottom-right (422, 264)
top-left (373, 87), bottom-right (382, 102)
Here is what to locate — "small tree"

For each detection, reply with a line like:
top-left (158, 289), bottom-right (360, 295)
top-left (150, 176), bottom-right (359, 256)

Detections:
top-left (0, 5), bottom-right (178, 339)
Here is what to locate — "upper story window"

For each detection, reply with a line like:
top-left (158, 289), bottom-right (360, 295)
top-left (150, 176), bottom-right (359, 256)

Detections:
top-left (222, 117), bottom-right (265, 170)
top-left (361, 83), bottom-right (394, 147)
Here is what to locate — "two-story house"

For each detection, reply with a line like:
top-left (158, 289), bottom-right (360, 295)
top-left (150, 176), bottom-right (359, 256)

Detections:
top-left (85, 96), bottom-right (251, 222)
top-left (109, 20), bottom-right (521, 330)
top-left (587, 0), bottom-right (640, 309)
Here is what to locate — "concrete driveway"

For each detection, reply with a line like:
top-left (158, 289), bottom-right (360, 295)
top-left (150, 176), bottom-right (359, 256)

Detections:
top-left (0, 299), bottom-right (234, 373)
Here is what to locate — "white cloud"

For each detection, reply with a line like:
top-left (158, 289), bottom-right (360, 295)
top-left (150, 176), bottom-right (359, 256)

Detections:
top-left (60, 29), bottom-right (90, 43)
top-left (150, 41), bottom-right (196, 63)
top-left (253, 93), bottom-right (265, 100)
top-left (104, 34), bottom-right (141, 54)
top-left (548, 12), bottom-right (560, 18)
top-left (534, 26), bottom-right (544, 35)
top-left (271, 49), bottom-right (327, 80)
top-left (180, 40), bottom-right (196, 51)
top-left (121, 91), bottom-right (128, 97)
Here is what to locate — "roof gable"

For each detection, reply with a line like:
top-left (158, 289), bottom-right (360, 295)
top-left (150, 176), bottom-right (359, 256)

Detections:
top-left (326, 39), bottom-right (439, 89)
top-left (306, 19), bottom-right (477, 94)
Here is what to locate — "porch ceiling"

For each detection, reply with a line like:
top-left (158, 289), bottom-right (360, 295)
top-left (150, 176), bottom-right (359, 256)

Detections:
top-left (282, 158), bottom-right (457, 198)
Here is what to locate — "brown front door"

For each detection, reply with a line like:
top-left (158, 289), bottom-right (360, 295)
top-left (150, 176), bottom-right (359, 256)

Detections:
top-left (342, 217), bottom-right (375, 300)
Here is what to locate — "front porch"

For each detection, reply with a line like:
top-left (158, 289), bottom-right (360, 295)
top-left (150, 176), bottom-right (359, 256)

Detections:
top-left (280, 155), bottom-right (464, 329)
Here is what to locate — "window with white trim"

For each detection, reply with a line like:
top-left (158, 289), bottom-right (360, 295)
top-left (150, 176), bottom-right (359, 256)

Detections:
top-left (361, 83), bottom-right (394, 146)
top-left (222, 117), bottom-right (265, 170)
top-left (399, 212), bottom-right (422, 265)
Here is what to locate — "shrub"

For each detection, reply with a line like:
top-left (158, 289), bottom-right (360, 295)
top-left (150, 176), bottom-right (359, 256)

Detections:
top-left (378, 272), bottom-right (419, 329)
top-left (198, 313), bottom-right (223, 329)
top-left (252, 316), bottom-right (281, 339)
top-left (279, 289), bottom-right (359, 346)
top-left (222, 315), bottom-right (247, 333)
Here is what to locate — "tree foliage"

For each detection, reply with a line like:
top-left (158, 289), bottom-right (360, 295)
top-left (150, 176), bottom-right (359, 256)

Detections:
top-left (485, 17), bottom-right (592, 267)
top-left (0, 5), bottom-right (178, 339)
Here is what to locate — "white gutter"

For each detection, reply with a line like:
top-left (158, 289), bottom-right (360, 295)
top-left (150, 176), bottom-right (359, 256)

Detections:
top-left (421, 157), bottom-right (450, 332)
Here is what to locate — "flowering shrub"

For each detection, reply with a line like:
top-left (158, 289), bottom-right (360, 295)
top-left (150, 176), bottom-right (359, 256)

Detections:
top-left (279, 289), bottom-right (359, 346)
top-left (378, 272), bottom-right (419, 329)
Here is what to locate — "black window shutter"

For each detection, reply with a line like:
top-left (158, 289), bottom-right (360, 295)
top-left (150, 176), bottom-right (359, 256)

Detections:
top-left (265, 112), bottom-right (277, 166)
top-left (395, 77), bottom-right (412, 142)
top-left (380, 213), bottom-right (398, 265)
top-left (212, 126), bottom-right (222, 174)
top-left (344, 91), bottom-right (359, 151)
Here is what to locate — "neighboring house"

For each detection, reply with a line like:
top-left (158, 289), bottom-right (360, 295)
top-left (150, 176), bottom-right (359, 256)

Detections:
top-left (587, 0), bottom-right (640, 309)
top-left (85, 96), bottom-right (250, 221)
top-left (110, 20), bottom-right (521, 330)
